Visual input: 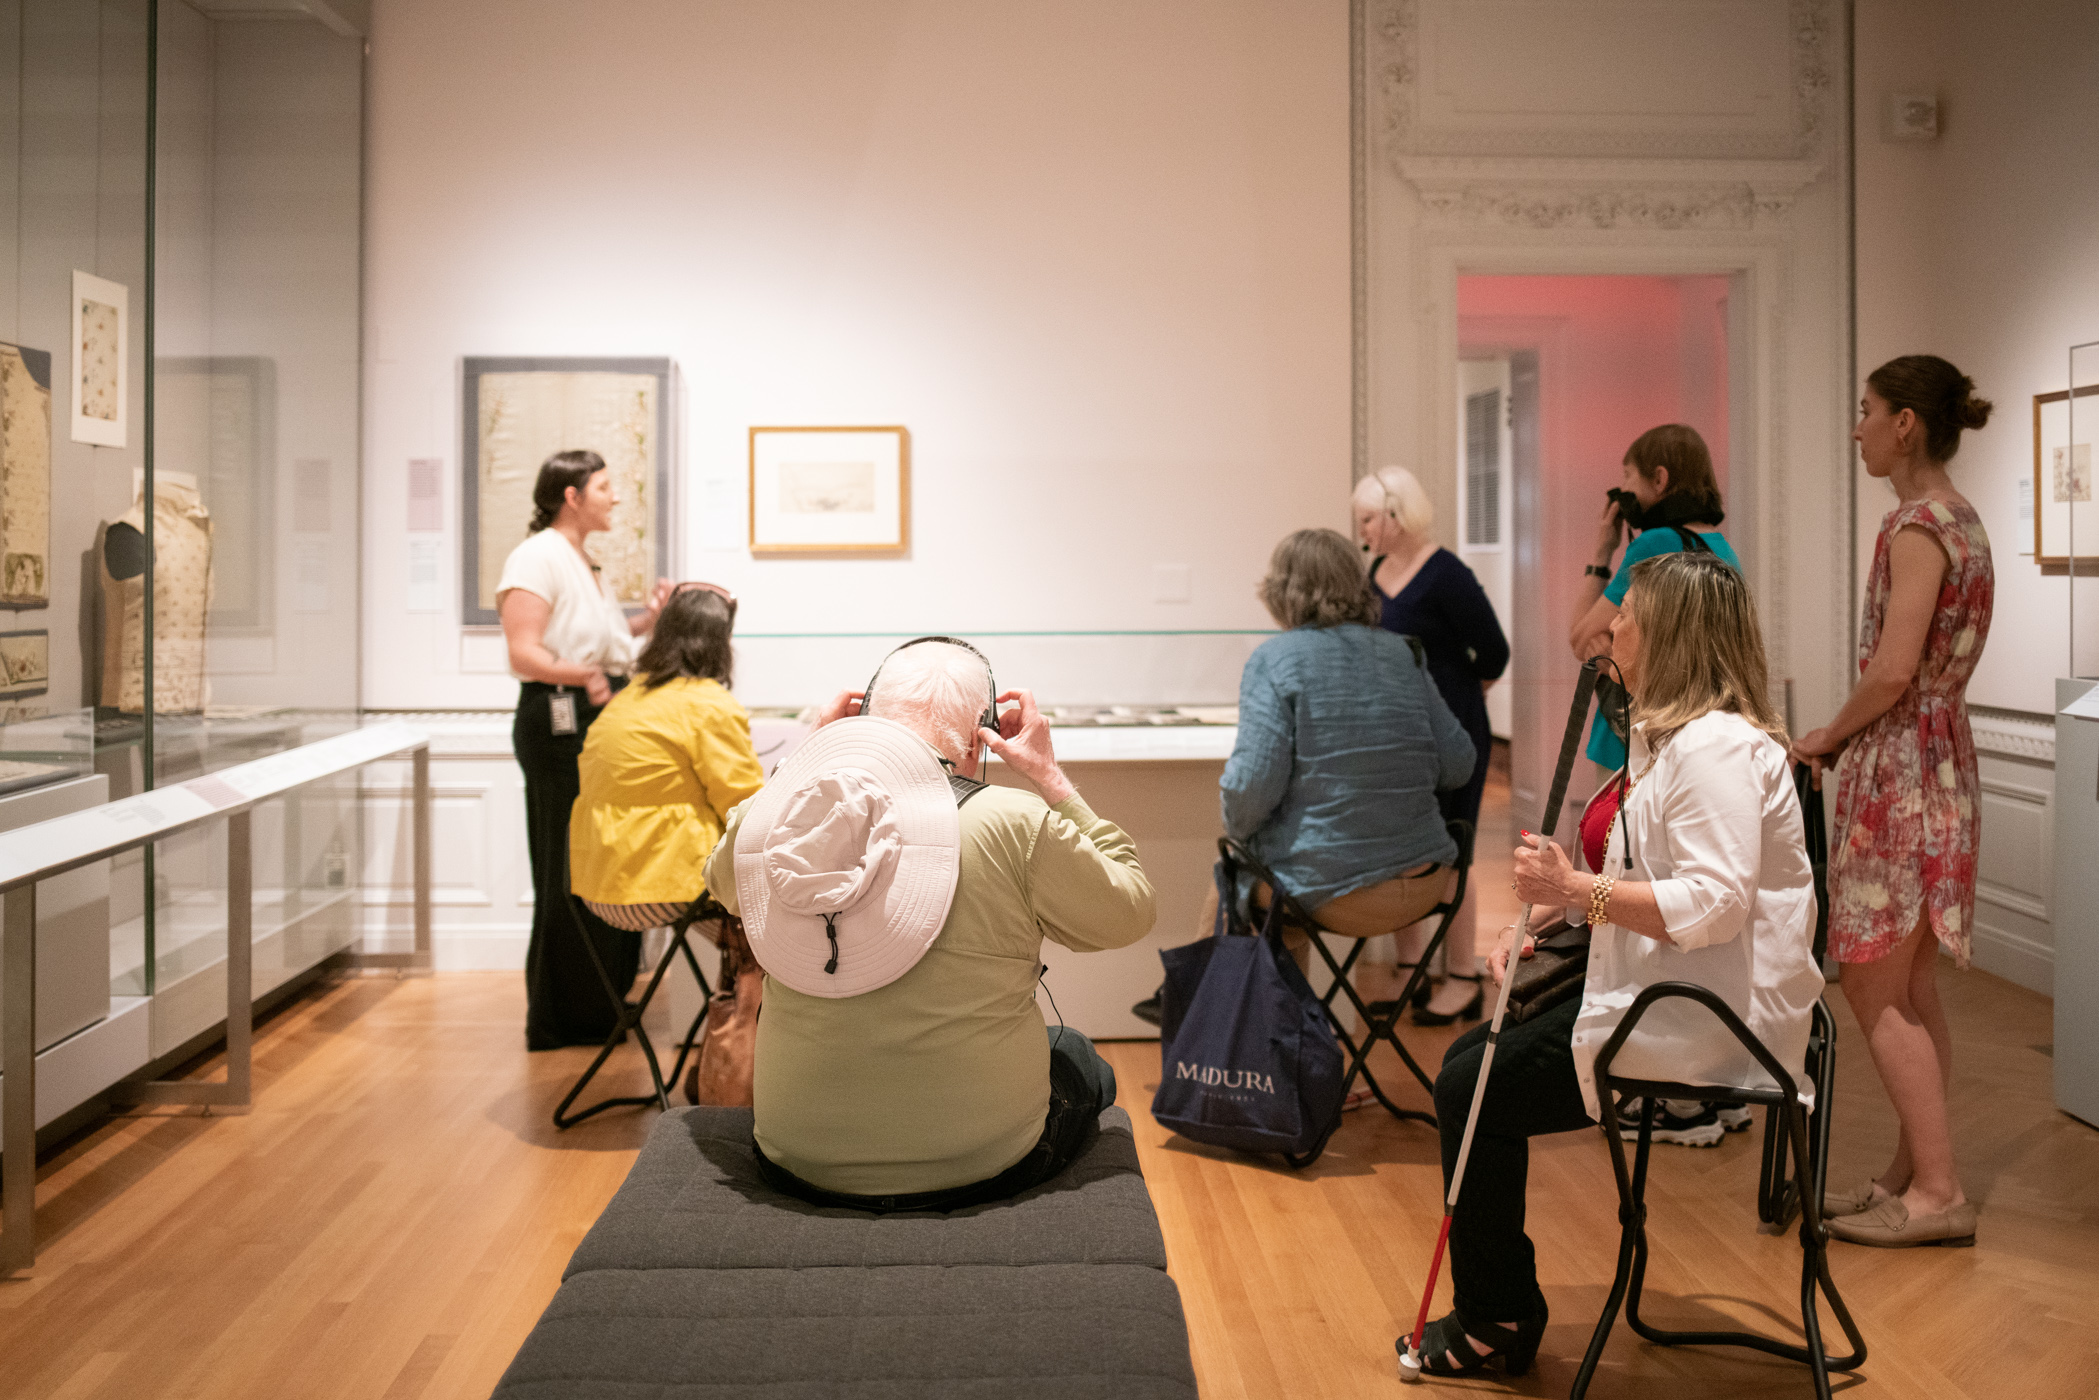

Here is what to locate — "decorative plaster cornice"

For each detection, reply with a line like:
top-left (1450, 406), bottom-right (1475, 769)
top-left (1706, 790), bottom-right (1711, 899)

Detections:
top-left (1394, 157), bottom-right (1824, 229)
top-left (1970, 707), bottom-right (2057, 765)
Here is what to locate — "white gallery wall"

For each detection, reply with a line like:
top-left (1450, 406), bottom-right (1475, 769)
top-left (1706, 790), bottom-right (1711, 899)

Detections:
top-left (1854, 0), bottom-right (2099, 713)
top-left (1852, 0), bottom-right (2099, 993)
top-left (361, 0), bottom-right (1351, 711)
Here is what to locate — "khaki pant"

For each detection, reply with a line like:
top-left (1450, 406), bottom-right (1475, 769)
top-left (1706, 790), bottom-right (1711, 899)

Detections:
top-left (1197, 865), bottom-right (1452, 974)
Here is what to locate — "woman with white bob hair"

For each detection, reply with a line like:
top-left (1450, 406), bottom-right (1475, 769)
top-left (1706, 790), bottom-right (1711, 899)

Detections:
top-left (1351, 466), bottom-right (1508, 1026)
top-left (1406, 550), bottom-right (1821, 1379)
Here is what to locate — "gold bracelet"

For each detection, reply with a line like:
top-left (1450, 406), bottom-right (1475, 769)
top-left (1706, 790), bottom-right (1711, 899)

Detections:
top-left (1586, 873), bottom-right (1616, 927)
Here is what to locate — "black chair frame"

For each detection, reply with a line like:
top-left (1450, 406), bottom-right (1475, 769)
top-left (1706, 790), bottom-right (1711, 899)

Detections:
top-left (552, 894), bottom-right (726, 1129)
top-left (1572, 982), bottom-right (1867, 1399)
top-left (1216, 820), bottom-right (1472, 1169)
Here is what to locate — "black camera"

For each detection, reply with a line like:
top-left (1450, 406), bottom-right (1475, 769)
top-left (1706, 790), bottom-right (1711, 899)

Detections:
top-left (1605, 487), bottom-right (1647, 530)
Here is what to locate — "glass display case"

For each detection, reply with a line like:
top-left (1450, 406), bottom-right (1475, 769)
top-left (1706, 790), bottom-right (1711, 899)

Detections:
top-left (4, 0), bottom-right (365, 1034)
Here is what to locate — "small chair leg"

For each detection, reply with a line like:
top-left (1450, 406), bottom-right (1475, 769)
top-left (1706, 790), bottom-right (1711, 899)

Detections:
top-left (1573, 1118), bottom-right (1645, 1399)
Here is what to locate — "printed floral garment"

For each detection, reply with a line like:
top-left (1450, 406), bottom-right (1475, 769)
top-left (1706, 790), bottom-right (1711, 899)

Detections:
top-left (1828, 498), bottom-right (1994, 966)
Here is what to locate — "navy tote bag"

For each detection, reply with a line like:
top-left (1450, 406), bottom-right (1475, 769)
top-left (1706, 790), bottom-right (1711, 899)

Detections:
top-left (1151, 865), bottom-right (1345, 1162)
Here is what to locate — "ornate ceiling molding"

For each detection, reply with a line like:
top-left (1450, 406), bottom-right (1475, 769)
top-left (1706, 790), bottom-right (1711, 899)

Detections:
top-left (1368, 0), bottom-right (1830, 183)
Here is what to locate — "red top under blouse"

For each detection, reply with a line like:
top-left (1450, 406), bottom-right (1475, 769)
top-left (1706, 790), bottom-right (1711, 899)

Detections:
top-left (1579, 778), bottom-right (1626, 874)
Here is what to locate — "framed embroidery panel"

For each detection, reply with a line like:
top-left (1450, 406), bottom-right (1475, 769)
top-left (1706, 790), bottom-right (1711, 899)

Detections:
top-left (70, 271), bottom-right (127, 448)
top-left (461, 357), bottom-right (676, 626)
top-left (748, 426), bottom-right (910, 555)
top-left (2034, 386), bottom-right (2099, 565)
top-left (0, 342), bottom-right (52, 607)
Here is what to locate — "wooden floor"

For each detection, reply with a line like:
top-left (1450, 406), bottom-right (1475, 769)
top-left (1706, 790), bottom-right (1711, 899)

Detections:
top-left (3, 767), bottom-right (2094, 1397)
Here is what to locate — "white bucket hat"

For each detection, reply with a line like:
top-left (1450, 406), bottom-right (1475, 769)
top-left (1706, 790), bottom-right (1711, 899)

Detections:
top-left (732, 716), bottom-right (962, 998)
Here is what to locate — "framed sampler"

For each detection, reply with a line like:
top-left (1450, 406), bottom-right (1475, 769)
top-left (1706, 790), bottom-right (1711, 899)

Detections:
top-left (748, 426), bottom-right (910, 555)
top-left (2034, 385), bottom-right (2099, 565)
top-left (461, 357), bottom-right (675, 626)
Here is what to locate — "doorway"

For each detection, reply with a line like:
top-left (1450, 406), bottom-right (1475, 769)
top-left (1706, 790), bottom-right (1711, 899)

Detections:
top-left (1456, 274), bottom-right (1739, 828)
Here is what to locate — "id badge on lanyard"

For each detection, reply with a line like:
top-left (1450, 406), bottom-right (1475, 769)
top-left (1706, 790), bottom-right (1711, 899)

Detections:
top-left (549, 687), bottom-right (578, 736)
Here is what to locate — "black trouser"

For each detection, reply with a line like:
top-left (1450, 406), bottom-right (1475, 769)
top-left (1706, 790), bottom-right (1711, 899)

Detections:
top-left (755, 1027), bottom-right (1119, 1213)
top-left (1434, 995), bottom-right (1593, 1325)
top-left (514, 678), bottom-right (640, 1050)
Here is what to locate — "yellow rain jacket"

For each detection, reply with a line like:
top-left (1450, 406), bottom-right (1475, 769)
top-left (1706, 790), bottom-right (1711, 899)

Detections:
top-left (569, 676), bottom-right (765, 906)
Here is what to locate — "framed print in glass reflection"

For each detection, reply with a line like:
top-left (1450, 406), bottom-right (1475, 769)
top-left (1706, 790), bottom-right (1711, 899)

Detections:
top-left (2034, 386), bottom-right (2099, 566)
top-left (749, 426), bottom-right (909, 555)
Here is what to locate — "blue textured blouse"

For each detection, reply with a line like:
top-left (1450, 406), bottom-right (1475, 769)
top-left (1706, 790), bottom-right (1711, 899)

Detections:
top-left (1221, 624), bottom-right (1477, 911)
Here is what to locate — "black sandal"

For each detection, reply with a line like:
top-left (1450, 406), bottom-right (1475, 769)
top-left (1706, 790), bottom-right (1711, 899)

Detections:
top-left (1401, 1306), bottom-right (1547, 1378)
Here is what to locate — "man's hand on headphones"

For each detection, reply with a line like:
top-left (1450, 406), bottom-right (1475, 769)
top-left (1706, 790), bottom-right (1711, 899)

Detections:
top-left (810, 689), bottom-right (864, 730)
top-left (980, 689), bottom-right (1076, 806)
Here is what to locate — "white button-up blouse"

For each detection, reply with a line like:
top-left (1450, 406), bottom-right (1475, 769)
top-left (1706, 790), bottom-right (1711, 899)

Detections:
top-left (1565, 709), bottom-right (1825, 1120)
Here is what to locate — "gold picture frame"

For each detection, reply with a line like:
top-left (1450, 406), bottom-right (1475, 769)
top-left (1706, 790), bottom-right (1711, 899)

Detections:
top-left (2033, 386), bottom-right (2099, 565)
top-left (748, 426), bottom-right (910, 555)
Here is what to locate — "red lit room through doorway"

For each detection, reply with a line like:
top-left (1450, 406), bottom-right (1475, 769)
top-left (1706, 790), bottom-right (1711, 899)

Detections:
top-left (1454, 273), bottom-right (1739, 829)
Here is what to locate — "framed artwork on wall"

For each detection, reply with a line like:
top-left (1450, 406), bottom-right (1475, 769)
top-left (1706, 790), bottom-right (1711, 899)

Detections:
top-left (0, 342), bottom-right (53, 607)
top-left (159, 357), bottom-right (275, 631)
top-left (70, 270), bottom-right (127, 448)
top-left (461, 357), bottom-right (675, 627)
top-left (748, 426), bottom-right (910, 554)
top-left (2034, 386), bottom-right (2099, 565)
top-left (0, 630), bottom-right (49, 700)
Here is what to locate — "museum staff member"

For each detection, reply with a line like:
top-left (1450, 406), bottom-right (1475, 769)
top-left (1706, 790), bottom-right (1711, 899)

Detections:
top-left (497, 448), bottom-right (672, 1051)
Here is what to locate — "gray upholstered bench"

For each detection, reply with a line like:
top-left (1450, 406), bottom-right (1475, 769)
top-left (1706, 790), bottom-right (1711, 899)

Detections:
top-left (493, 1106), bottom-right (1198, 1399)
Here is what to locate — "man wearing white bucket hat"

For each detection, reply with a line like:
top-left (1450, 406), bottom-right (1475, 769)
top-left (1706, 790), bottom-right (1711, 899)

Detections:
top-left (703, 638), bottom-right (1156, 1209)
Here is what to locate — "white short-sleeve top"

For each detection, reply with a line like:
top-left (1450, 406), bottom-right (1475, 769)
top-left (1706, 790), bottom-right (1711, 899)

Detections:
top-left (495, 529), bottom-right (639, 679)
top-left (1567, 710), bottom-right (1824, 1119)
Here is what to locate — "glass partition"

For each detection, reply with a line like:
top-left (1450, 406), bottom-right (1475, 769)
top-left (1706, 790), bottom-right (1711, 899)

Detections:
top-left (3, 0), bottom-right (364, 1013)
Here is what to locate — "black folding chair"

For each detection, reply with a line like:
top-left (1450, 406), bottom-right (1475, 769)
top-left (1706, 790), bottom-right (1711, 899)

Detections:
top-left (1217, 821), bottom-right (1473, 1168)
top-left (1572, 983), bottom-right (1867, 1399)
top-left (551, 894), bottom-right (727, 1129)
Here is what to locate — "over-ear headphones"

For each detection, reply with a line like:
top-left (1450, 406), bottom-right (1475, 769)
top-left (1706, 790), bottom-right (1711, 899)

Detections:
top-left (861, 635), bottom-right (999, 769)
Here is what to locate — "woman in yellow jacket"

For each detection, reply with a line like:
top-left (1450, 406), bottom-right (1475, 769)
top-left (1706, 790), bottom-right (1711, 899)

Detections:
top-left (571, 583), bottom-right (764, 934)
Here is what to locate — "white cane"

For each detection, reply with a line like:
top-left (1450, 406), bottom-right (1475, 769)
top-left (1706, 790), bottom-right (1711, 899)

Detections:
top-left (1399, 659), bottom-right (1605, 1382)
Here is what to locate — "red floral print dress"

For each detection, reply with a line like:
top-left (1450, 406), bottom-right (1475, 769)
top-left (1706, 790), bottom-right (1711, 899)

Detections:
top-left (1828, 498), bottom-right (1994, 966)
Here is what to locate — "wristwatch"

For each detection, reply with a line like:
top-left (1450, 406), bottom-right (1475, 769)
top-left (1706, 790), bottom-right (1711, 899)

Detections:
top-left (1584, 564), bottom-right (1612, 580)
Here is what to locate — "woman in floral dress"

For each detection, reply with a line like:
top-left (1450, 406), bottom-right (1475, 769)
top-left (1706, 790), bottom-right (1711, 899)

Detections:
top-left (1793, 355), bottom-right (1994, 1248)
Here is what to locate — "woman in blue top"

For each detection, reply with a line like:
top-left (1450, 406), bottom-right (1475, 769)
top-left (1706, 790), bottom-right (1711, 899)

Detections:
top-left (1219, 528), bottom-right (1476, 970)
top-left (1569, 425), bottom-right (1740, 771)
top-left (1353, 466), bottom-right (1508, 1024)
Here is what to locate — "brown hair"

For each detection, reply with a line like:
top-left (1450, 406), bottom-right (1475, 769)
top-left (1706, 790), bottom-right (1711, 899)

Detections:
top-left (634, 587), bottom-right (736, 691)
top-left (529, 449), bottom-right (606, 533)
top-left (1259, 528), bottom-right (1378, 630)
top-left (1866, 354), bottom-right (1993, 462)
top-left (1625, 424), bottom-right (1723, 520)
top-left (1624, 551), bottom-right (1786, 746)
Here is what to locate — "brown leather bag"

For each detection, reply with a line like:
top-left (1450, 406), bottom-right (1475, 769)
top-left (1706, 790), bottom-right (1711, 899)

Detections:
top-left (685, 915), bottom-right (762, 1107)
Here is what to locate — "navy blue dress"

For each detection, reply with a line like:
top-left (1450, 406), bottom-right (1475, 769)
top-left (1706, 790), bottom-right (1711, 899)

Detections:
top-left (1372, 548), bottom-right (1509, 830)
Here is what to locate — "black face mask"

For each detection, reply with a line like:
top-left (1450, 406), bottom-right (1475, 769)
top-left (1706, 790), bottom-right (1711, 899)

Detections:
top-left (1607, 487), bottom-right (1723, 533)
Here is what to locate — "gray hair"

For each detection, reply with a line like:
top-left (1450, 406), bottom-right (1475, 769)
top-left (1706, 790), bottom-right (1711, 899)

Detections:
top-left (863, 641), bottom-right (994, 768)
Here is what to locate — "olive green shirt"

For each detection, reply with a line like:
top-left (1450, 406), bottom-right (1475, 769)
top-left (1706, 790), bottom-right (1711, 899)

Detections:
top-left (705, 782), bottom-right (1155, 1196)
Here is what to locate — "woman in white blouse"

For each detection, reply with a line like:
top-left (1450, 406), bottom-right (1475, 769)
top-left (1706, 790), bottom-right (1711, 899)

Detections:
top-left (1406, 550), bottom-right (1822, 1379)
top-left (497, 450), bottom-right (671, 1050)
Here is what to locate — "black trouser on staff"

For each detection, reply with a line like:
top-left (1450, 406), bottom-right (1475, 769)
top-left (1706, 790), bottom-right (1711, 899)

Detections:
top-left (1433, 995), bottom-right (1593, 1326)
top-left (514, 677), bottom-right (639, 1051)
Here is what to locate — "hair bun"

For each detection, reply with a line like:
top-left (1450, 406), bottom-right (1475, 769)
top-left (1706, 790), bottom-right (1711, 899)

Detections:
top-left (1956, 381), bottom-right (1994, 431)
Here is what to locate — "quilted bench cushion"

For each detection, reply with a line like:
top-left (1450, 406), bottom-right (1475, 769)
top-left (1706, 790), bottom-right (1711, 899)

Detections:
top-left (564, 1107), bottom-right (1169, 1276)
top-left (492, 1263), bottom-right (1198, 1400)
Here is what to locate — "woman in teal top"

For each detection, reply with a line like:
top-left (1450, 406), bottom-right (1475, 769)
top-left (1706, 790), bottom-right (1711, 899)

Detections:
top-left (1568, 424), bottom-right (1740, 769)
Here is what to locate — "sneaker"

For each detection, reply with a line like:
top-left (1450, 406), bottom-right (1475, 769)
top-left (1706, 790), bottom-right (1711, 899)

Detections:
top-left (1714, 1104), bottom-right (1755, 1133)
top-left (1615, 1096), bottom-right (1726, 1148)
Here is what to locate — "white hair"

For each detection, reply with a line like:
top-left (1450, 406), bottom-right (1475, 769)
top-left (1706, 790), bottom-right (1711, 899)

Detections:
top-left (863, 641), bottom-right (994, 768)
top-left (1351, 465), bottom-right (1434, 537)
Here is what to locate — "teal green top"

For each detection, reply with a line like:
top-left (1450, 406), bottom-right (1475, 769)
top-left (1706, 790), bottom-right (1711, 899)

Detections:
top-left (1588, 526), bottom-right (1742, 768)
